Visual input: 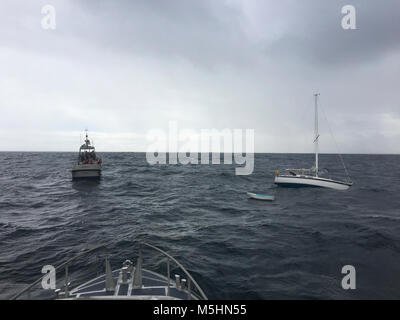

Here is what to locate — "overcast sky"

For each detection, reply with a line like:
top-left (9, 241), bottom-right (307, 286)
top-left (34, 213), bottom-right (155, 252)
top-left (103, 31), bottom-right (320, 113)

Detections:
top-left (0, 0), bottom-right (399, 153)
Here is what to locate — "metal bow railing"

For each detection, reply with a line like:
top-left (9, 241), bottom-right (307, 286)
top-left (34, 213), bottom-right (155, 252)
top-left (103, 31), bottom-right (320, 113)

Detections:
top-left (10, 242), bottom-right (208, 300)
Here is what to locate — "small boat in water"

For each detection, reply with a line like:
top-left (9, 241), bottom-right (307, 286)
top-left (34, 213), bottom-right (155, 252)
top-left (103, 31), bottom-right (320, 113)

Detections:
top-left (11, 242), bottom-right (208, 300)
top-left (71, 130), bottom-right (102, 179)
top-left (247, 192), bottom-right (275, 201)
top-left (274, 94), bottom-right (353, 190)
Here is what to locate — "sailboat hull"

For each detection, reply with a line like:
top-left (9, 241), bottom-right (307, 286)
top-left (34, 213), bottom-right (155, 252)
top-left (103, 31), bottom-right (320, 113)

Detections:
top-left (274, 175), bottom-right (352, 190)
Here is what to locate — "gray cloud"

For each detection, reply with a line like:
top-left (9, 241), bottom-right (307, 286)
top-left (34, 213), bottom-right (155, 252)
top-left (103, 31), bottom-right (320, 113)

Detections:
top-left (263, 0), bottom-right (400, 67)
top-left (0, 0), bottom-right (399, 153)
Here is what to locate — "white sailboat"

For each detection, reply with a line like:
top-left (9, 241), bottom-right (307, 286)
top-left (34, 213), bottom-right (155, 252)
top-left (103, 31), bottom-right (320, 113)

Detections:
top-left (274, 94), bottom-right (353, 191)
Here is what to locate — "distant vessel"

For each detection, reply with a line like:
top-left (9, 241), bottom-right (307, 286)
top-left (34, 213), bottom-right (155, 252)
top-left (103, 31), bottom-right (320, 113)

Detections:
top-left (71, 130), bottom-right (102, 179)
top-left (11, 242), bottom-right (208, 300)
top-left (274, 94), bottom-right (353, 190)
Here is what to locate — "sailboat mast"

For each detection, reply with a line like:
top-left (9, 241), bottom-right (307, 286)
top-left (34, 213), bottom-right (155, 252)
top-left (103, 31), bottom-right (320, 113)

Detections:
top-left (314, 93), bottom-right (319, 176)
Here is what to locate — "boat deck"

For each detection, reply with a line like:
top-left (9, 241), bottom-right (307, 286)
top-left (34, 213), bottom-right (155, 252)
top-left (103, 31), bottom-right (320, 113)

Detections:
top-left (69, 268), bottom-right (199, 300)
top-left (11, 243), bottom-right (207, 301)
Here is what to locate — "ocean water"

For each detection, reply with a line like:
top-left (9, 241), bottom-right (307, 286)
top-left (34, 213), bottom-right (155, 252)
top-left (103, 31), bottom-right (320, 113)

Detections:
top-left (0, 152), bottom-right (400, 299)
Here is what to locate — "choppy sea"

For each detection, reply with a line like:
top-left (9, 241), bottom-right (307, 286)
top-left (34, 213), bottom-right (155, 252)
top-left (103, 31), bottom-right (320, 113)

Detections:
top-left (0, 152), bottom-right (400, 299)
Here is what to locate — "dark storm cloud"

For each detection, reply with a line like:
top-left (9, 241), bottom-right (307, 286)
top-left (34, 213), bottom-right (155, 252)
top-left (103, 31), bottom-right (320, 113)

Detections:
top-left (2, 1), bottom-right (398, 69)
top-left (64, 0), bottom-right (400, 69)
top-left (0, 0), bottom-right (399, 152)
top-left (61, 0), bottom-right (251, 69)
top-left (264, 0), bottom-right (400, 67)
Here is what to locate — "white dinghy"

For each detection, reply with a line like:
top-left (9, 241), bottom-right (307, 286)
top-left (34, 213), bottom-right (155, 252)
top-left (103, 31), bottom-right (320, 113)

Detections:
top-left (274, 94), bottom-right (353, 191)
top-left (247, 192), bottom-right (275, 201)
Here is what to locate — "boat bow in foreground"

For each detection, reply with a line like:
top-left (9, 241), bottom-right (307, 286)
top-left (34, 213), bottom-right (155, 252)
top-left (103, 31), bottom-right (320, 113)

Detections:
top-left (11, 242), bottom-right (207, 300)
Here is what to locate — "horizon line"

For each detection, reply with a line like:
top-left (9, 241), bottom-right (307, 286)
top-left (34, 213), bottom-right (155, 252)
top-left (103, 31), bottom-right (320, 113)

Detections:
top-left (0, 151), bottom-right (399, 155)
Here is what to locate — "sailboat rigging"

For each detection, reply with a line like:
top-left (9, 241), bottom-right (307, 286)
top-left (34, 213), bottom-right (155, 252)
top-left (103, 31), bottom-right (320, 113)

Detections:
top-left (274, 94), bottom-right (353, 190)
